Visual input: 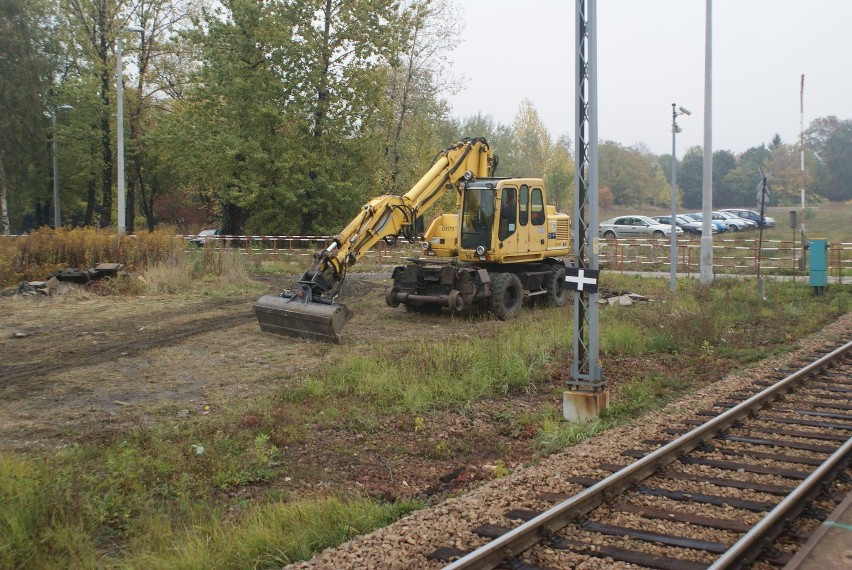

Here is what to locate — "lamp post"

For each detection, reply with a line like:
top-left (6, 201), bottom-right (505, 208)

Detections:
top-left (116, 25), bottom-right (144, 234)
top-left (669, 103), bottom-right (690, 293)
top-left (51, 104), bottom-right (74, 228)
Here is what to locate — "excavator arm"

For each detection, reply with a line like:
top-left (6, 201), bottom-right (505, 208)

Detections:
top-left (254, 137), bottom-right (495, 341)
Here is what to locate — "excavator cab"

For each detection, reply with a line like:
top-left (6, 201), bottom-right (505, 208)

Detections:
top-left (460, 186), bottom-right (495, 251)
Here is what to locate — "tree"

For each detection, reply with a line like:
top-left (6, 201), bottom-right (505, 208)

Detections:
top-left (0, 0), bottom-right (55, 234)
top-left (509, 99), bottom-right (552, 178)
top-left (381, 0), bottom-right (462, 197)
top-left (598, 141), bottom-right (665, 206)
top-left (769, 133), bottom-right (782, 149)
top-left (711, 149), bottom-right (736, 206)
top-left (454, 113), bottom-right (514, 167)
top-left (546, 135), bottom-right (573, 212)
top-left (127, 0), bottom-right (205, 231)
top-left (61, 0), bottom-right (130, 227)
top-left (678, 146), bottom-right (704, 209)
top-left (171, 0), bottom-right (403, 235)
top-left (806, 117), bottom-right (852, 202)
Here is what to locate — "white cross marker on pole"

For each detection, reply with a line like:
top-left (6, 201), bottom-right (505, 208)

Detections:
top-left (565, 269), bottom-right (599, 292)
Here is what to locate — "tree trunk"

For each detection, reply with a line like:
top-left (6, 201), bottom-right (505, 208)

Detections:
top-left (138, 169), bottom-right (155, 231)
top-left (97, 7), bottom-right (112, 227)
top-left (85, 179), bottom-right (96, 226)
top-left (0, 151), bottom-right (9, 235)
top-left (126, 184), bottom-right (134, 233)
top-left (387, 25), bottom-right (419, 194)
top-left (300, 0), bottom-right (334, 236)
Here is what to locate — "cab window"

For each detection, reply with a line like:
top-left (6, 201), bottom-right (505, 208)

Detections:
top-left (519, 185), bottom-right (529, 226)
top-left (498, 187), bottom-right (517, 241)
top-left (460, 187), bottom-right (494, 250)
top-left (530, 188), bottom-right (544, 225)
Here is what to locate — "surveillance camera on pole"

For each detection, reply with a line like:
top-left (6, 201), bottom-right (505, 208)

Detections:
top-left (669, 103), bottom-right (690, 293)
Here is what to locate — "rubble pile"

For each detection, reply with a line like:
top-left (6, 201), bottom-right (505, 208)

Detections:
top-left (597, 288), bottom-right (652, 306)
top-left (2, 263), bottom-right (124, 297)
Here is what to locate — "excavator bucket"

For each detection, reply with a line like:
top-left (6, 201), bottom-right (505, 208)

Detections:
top-left (254, 294), bottom-right (353, 342)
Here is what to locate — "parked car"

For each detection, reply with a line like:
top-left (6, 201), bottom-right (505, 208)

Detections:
top-left (720, 208), bottom-right (776, 228)
top-left (189, 228), bottom-right (221, 247)
top-left (650, 214), bottom-right (713, 235)
top-left (712, 210), bottom-right (754, 231)
top-left (683, 212), bottom-right (728, 233)
top-left (599, 215), bottom-right (683, 239)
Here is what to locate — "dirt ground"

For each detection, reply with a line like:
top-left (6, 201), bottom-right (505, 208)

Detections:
top-left (0, 273), bottom-right (564, 500)
top-left (1, 273), bottom-right (847, 505)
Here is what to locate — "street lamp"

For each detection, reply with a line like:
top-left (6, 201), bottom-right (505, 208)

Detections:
top-left (52, 104), bottom-right (74, 228)
top-left (116, 24), bottom-right (144, 234)
top-left (669, 103), bottom-right (690, 293)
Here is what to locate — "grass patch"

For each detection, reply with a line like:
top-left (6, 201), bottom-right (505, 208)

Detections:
top-left (290, 309), bottom-right (571, 413)
top-left (0, 405), bottom-right (421, 569)
top-left (119, 496), bottom-right (421, 569)
top-left (0, 266), bottom-right (847, 568)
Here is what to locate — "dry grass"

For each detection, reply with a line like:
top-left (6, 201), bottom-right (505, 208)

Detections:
top-left (0, 228), bottom-right (186, 287)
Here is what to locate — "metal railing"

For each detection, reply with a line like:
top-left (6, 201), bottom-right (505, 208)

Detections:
top-left (181, 234), bottom-right (851, 281)
top-left (599, 236), bottom-right (850, 282)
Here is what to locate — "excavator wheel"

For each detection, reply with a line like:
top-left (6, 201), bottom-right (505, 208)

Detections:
top-left (489, 273), bottom-right (523, 320)
top-left (543, 266), bottom-right (569, 307)
top-left (385, 286), bottom-right (401, 308)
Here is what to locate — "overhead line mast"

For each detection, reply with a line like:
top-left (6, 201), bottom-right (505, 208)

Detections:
top-left (565, 0), bottom-right (606, 422)
top-left (800, 74), bottom-right (807, 270)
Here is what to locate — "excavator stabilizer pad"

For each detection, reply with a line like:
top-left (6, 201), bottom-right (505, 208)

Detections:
top-left (253, 294), bottom-right (353, 342)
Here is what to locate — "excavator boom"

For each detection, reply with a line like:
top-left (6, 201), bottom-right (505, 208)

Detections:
top-left (254, 137), bottom-right (495, 341)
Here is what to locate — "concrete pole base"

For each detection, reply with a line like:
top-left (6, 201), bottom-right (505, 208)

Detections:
top-left (563, 389), bottom-right (610, 422)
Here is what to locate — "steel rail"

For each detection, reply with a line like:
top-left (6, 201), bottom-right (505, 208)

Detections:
top-left (442, 340), bottom-right (851, 570)
top-left (707, 436), bottom-right (852, 569)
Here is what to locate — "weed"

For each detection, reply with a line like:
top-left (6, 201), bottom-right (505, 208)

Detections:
top-left (537, 418), bottom-right (607, 454)
top-left (493, 460), bottom-right (510, 478)
top-left (433, 440), bottom-right (450, 459)
top-left (601, 321), bottom-right (647, 356)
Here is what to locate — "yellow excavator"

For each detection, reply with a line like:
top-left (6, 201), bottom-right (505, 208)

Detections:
top-left (253, 137), bottom-right (571, 341)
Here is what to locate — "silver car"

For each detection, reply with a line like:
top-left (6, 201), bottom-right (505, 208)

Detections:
top-left (599, 215), bottom-right (683, 239)
top-left (712, 211), bottom-right (754, 231)
top-left (189, 228), bottom-right (221, 246)
top-left (651, 214), bottom-right (712, 235)
top-left (720, 208), bottom-right (776, 228)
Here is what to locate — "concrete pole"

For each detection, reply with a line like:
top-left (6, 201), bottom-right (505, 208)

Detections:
top-left (52, 111), bottom-right (60, 228)
top-left (799, 74), bottom-right (807, 270)
top-left (116, 35), bottom-right (127, 234)
top-left (116, 26), bottom-right (143, 234)
top-left (670, 104), bottom-right (678, 293)
top-left (700, 0), bottom-right (714, 285)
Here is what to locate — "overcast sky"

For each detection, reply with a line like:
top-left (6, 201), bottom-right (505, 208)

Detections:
top-left (444, 0), bottom-right (851, 157)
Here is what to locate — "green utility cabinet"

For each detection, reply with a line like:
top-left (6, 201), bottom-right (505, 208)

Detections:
top-left (809, 238), bottom-right (828, 295)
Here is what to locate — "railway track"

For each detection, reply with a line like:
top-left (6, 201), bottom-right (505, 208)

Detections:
top-left (426, 340), bottom-right (852, 570)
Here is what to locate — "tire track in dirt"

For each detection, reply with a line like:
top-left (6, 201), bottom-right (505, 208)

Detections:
top-left (0, 311), bottom-right (255, 389)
